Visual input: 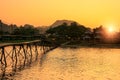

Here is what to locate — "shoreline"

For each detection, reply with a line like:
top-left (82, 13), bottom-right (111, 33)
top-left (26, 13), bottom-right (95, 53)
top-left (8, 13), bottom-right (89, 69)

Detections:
top-left (60, 43), bottom-right (120, 49)
top-left (1, 40), bottom-right (120, 49)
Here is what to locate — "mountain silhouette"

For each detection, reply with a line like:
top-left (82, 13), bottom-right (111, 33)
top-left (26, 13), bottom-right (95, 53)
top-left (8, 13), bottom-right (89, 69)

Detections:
top-left (50, 20), bottom-right (79, 28)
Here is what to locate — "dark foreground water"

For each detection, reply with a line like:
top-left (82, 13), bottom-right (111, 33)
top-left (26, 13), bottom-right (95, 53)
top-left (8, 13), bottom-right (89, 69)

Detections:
top-left (13, 47), bottom-right (120, 80)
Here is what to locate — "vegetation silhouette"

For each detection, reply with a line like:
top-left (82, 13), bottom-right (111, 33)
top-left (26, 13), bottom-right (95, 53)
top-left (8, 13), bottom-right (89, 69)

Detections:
top-left (1, 19), bottom-right (120, 45)
top-left (0, 20), bottom-right (39, 35)
top-left (46, 22), bottom-right (87, 40)
top-left (46, 22), bottom-right (120, 45)
top-left (12, 24), bottom-right (39, 35)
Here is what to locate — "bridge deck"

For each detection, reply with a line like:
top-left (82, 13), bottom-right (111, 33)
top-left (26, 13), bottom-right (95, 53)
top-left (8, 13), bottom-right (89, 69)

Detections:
top-left (0, 40), bottom-right (41, 47)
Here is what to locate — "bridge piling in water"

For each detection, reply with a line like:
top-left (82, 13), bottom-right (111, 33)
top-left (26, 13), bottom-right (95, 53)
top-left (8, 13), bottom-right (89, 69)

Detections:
top-left (0, 40), bottom-right (57, 79)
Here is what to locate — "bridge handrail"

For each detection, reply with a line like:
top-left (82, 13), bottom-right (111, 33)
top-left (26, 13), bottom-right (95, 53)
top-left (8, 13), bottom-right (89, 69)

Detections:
top-left (0, 40), bottom-right (41, 48)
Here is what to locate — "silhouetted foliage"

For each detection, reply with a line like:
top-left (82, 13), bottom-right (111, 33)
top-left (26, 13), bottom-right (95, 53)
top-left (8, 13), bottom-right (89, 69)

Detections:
top-left (12, 24), bottom-right (39, 35)
top-left (68, 22), bottom-right (87, 38)
top-left (46, 22), bottom-right (87, 40)
top-left (0, 20), bottom-right (17, 35)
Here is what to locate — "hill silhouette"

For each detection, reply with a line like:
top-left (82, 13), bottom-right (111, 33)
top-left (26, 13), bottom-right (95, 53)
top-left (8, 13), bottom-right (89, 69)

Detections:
top-left (50, 20), bottom-right (80, 28)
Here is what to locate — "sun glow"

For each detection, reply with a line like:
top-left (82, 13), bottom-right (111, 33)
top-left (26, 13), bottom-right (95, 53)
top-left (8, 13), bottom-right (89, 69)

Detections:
top-left (105, 24), bottom-right (118, 34)
top-left (104, 24), bottom-right (118, 38)
top-left (108, 27), bottom-right (115, 33)
top-left (104, 24), bottom-right (119, 40)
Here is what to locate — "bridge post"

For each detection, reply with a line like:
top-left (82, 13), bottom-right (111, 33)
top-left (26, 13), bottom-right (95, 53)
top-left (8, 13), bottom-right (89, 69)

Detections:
top-left (29, 44), bottom-right (32, 64)
top-left (22, 45), bottom-right (27, 67)
top-left (35, 43), bottom-right (38, 61)
top-left (2, 47), bottom-right (7, 67)
top-left (14, 46), bottom-right (18, 71)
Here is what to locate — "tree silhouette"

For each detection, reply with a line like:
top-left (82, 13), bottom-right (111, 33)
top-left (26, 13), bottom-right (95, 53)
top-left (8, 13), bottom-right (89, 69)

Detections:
top-left (46, 22), bottom-right (87, 40)
top-left (12, 24), bottom-right (39, 35)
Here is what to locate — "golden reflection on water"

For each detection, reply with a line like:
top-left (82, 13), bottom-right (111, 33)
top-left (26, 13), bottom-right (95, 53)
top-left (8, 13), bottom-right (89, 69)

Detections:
top-left (14, 48), bottom-right (120, 80)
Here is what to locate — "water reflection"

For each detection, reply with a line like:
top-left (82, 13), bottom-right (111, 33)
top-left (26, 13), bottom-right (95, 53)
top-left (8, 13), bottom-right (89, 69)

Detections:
top-left (14, 48), bottom-right (120, 80)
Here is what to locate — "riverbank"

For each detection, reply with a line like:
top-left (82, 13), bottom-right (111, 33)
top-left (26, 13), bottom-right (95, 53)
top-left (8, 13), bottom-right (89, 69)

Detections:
top-left (1, 40), bottom-right (120, 48)
top-left (60, 41), bottom-right (120, 48)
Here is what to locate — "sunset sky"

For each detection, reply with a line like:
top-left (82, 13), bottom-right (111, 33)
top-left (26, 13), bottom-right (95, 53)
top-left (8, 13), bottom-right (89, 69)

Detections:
top-left (0, 0), bottom-right (120, 29)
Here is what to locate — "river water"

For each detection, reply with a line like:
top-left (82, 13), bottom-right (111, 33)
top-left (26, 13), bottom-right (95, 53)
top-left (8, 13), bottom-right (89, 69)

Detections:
top-left (12, 47), bottom-right (120, 80)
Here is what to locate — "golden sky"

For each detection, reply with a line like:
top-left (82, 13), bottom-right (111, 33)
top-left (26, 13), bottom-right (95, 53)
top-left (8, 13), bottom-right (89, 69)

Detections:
top-left (0, 0), bottom-right (120, 28)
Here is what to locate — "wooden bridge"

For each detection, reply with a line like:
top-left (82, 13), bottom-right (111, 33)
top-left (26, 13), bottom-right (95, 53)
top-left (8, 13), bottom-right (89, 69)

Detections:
top-left (0, 40), bottom-right (57, 79)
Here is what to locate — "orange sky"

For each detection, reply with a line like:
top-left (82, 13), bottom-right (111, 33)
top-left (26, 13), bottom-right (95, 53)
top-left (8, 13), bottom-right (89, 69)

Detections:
top-left (0, 0), bottom-right (120, 29)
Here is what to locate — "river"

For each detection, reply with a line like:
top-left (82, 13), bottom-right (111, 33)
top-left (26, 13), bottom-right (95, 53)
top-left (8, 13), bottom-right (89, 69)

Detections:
top-left (12, 47), bottom-right (120, 80)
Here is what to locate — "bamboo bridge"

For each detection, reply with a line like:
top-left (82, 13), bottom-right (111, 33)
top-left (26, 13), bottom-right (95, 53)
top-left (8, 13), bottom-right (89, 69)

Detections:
top-left (0, 40), bottom-right (57, 79)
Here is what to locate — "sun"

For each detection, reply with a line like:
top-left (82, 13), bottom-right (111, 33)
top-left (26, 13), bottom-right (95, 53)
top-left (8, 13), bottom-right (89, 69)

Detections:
top-left (106, 24), bottom-right (117, 34)
top-left (108, 27), bottom-right (114, 33)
